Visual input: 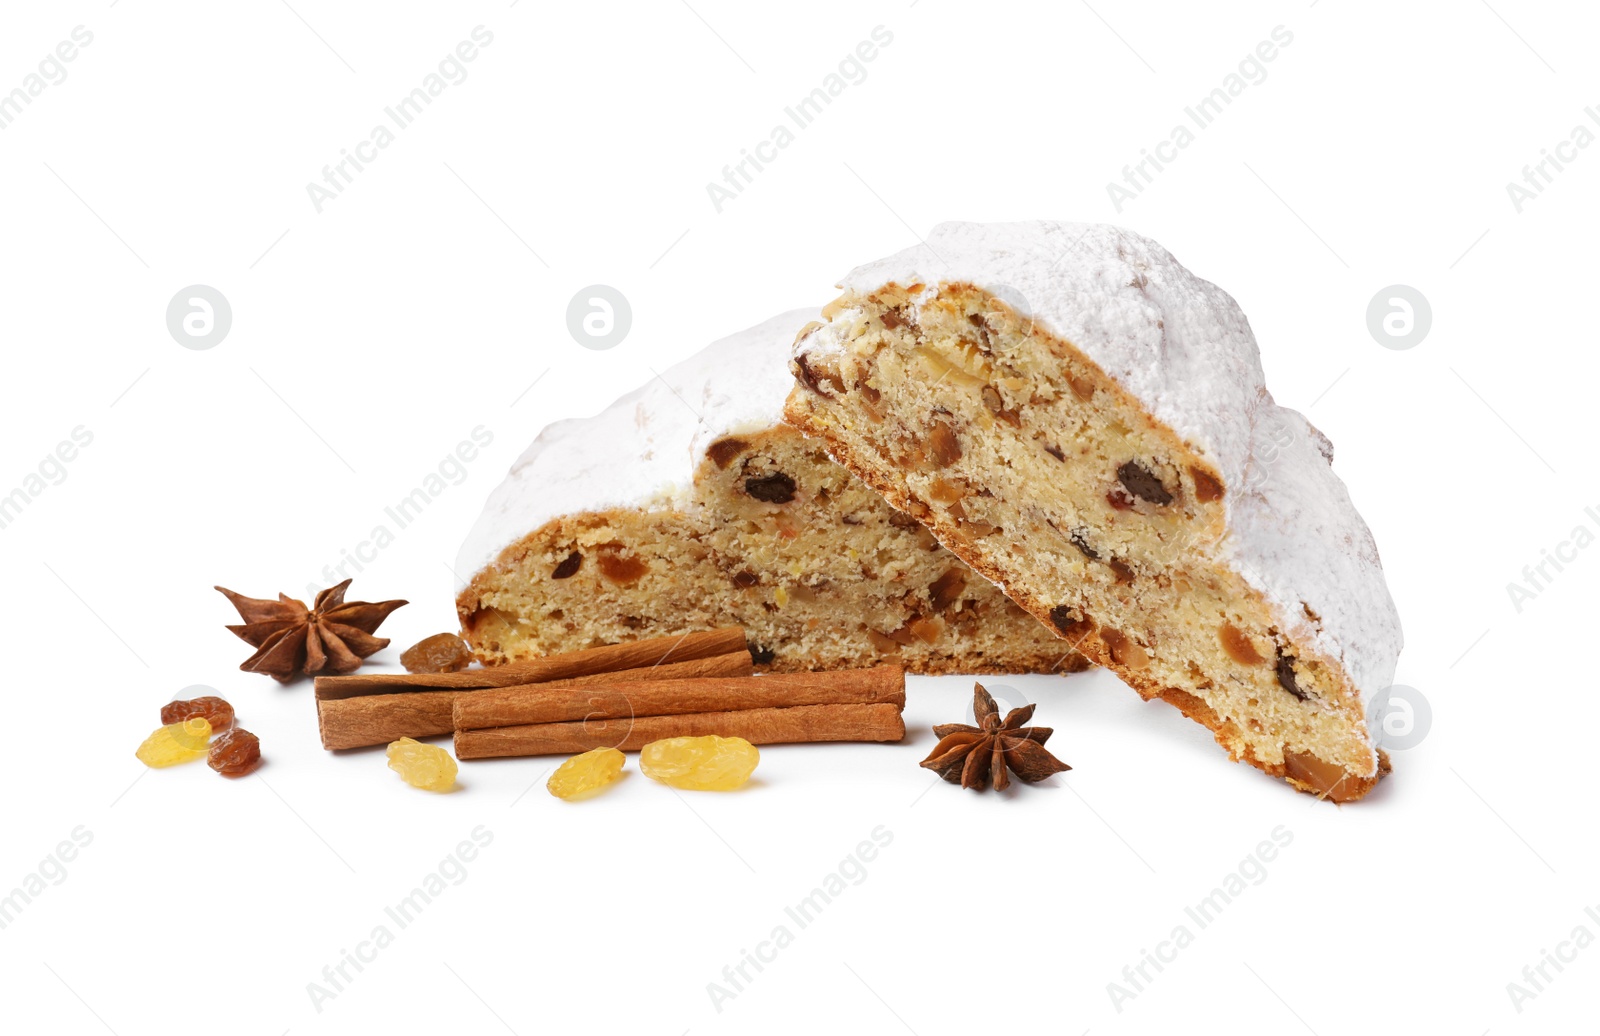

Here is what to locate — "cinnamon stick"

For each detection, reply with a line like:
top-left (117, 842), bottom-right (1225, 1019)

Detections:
top-left (454, 702), bottom-right (906, 759)
top-left (314, 626), bottom-right (749, 695)
top-left (316, 650), bottom-right (753, 749)
top-left (454, 665), bottom-right (904, 731)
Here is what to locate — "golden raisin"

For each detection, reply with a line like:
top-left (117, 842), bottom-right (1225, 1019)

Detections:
top-left (386, 737), bottom-right (458, 791)
top-left (980, 385), bottom-right (1021, 427)
top-left (136, 718), bottom-right (212, 768)
top-left (1284, 750), bottom-right (1359, 802)
top-left (1219, 623), bottom-right (1266, 665)
top-left (867, 630), bottom-right (902, 655)
top-left (928, 569), bottom-right (967, 612)
top-left (928, 477), bottom-right (963, 505)
top-left (548, 747), bottom-right (626, 800)
top-left (1100, 628), bottom-right (1150, 670)
top-left (927, 421), bottom-right (963, 467)
top-left (160, 695), bottom-right (234, 731)
top-left (1191, 466), bottom-right (1225, 503)
top-left (596, 550), bottom-right (649, 585)
top-left (640, 735), bottom-right (759, 791)
top-left (208, 728), bottom-right (261, 777)
top-left (401, 633), bottom-right (473, 674)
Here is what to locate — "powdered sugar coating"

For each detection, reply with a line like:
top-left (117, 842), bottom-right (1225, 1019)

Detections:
top-left (456, 309), bottom-right (819, 587)
top-left (805, 221), bottom-right (1402, 724)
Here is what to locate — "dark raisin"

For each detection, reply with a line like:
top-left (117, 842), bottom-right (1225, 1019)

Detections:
top-left (1108, 558), bottom-right (1136, 584)
top-left (1048, 605), bottom-right (1091, 636)
top-left (793, 354), bottom-right (844, 395)
top-left (1068, 530), bottom-right (1099, 560)
top-left (1117, 461), bottom-right (1174, 505)
top-left (732, 569), bottom-right (760, 588)
top-left (967, 312), bottom-right (994, 351)
top-left (794, 354), bottom-right (822, 392)
top-left (705, 437), bottom-right (748, 469)
top-left (744, 472), bottom-right (796, 503)
top-left (208, 728), bottom-right (261, 778)
top-left (1276, 653), bottom-right (1309, 701)
top-left (887, 511), bottom-right (920, 530)
top-left (749, 644), bottom-right (776, 665)
top-left (1043, 443), bottom-right (1066, 462)
top-left (552, 551), bottom-right (582, 579)
top-left (161, 696), bottom-right (234, 731)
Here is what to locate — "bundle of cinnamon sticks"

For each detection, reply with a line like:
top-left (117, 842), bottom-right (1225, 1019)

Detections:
top-left (314, 627), bottom-right (906, 757)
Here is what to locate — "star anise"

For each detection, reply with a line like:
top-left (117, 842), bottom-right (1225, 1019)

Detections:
top-left (921, 683), bottom-right (1071, 791)
top-left (216, 580), bottom-right (407, 683)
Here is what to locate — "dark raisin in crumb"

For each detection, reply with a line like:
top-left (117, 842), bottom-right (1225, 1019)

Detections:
top-left (744, 472), bottom-right (797, 503)
top-left (732, 570), bottom-right (760, 588)
top-left (793, 354), bottom-right (843, 395)
top-left (705, 437), bottom-right (748, 469)
top-left (1044, 443), bottom-right (1066, 461)
top-left (552, 551), bottom-right (582, 579)
top-left (1117, 461), bottom-right (1174, 505)
top-left (1049, 605), bottom-right (1090, 635)
top-left (794, 355), bottom-right (823, 393)
top-left (1069, 531), bottom-right (1099, 560)
top-left (1276, 654), bottom-right (1309, 701)
top-left (749, 644), bottom-right (776, 665)
top-left (967, 312), bottom-right (993, 351)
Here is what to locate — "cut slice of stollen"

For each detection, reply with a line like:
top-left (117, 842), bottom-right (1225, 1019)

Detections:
top-left (456, 308), bottom-right (1088, 676)
top-left (784, 222), bottom-right (1403, 801)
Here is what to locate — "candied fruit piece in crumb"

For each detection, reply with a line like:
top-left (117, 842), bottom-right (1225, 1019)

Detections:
top-left (401, 633), bottom-right (474, 674)
top-left (547, 747), bottom-right (626, 800)
top-left (386, 737), bottom-right (457, 791)
top-left (640, 735), bottom-right (759, 791)
top-left (136, 718), bottom-right (212, 768)
top-left (160, 695), bottom-right (235, 731)
top-left (208, 728), bottom-right (261, 777)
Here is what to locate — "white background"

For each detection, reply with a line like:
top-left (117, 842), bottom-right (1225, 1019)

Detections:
top-left (1, 1), bottom-right (1594, 1033)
